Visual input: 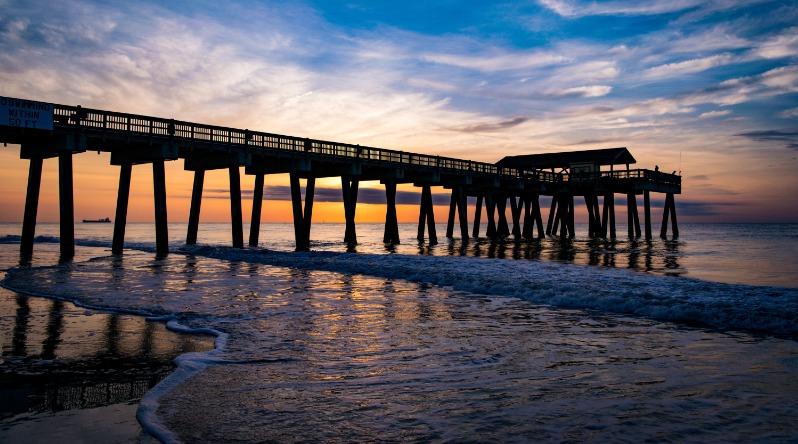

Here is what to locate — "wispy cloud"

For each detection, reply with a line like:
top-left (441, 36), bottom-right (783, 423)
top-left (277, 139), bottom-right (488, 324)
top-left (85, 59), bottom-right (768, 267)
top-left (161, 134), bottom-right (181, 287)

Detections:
top-left (735, 129), bottom-right (798, 150)
top-left (538, 0), bottom-right (706, 18)
top-left (698, 110), bottom-right (731, 119)
top-left (780, 107), bottom-right (798, 118)
top-left (644, 54), bottom-right (734, 78)
top-left (546, 85), bottom-right (613, 98)
top-left (451, 117), bottom-right (529, 133)
top-left (420, 51), bottom-right (569, 72)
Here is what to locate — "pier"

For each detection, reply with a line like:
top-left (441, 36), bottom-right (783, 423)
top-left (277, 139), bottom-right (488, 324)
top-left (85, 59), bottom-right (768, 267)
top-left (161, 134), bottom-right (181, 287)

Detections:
top-left (0, 96), bottom-right (681, 259)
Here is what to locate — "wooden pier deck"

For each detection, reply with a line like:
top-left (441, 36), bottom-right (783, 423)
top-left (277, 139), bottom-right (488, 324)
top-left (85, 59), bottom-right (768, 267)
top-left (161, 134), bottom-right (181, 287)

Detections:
top-left (0, 96), bottom-right (681, 259)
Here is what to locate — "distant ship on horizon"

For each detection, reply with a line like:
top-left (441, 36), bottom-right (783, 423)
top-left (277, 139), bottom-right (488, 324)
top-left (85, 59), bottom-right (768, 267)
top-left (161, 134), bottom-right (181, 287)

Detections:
top-left (82, 217), bottom-right (111, 223)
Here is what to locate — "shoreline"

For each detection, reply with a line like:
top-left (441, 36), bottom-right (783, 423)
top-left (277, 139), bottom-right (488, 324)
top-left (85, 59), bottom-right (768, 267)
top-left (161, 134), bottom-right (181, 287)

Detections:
top-left (0, 285), bottom-right (218, 443)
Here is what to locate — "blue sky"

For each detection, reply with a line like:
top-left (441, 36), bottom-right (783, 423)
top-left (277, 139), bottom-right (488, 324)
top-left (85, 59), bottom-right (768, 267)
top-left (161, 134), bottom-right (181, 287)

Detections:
top-left (0, 0), bottom-right (796, 221)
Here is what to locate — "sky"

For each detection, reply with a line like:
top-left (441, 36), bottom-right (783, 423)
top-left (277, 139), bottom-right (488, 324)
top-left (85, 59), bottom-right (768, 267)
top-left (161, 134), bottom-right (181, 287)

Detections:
top-left (0, 0), bottom-right (796, 225)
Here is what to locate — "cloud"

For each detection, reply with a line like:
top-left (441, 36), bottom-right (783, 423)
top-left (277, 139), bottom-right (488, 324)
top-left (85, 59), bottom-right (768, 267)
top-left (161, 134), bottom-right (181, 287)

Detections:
top-left (546, 85), bottom-right (613, 98)
top-left (420, 51), bottom-right (569, 72)
top-left (537, 0), bottom-right (706, 18)
top-left (698, 110), bottom-right (731, 119)
top-left (735, 130), bottom-right (798, 150)
top-left (780, 107), bottom-right (798, 118)
top-left (644, 54), bottom-right (734, 78)
top-left (452, 116), bottom-right (529, 133)
top-left (754, 27), bottom-right (798, 59)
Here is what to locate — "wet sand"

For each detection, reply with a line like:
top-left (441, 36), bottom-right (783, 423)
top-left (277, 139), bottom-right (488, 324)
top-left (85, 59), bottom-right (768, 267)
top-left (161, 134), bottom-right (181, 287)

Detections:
top-left (0, 286), bottom-right (215, 443)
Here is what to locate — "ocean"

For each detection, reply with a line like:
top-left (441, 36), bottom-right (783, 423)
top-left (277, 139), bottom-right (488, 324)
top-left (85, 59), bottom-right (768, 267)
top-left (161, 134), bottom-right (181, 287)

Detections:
top-left (1, 222), bottom-right (797, 442)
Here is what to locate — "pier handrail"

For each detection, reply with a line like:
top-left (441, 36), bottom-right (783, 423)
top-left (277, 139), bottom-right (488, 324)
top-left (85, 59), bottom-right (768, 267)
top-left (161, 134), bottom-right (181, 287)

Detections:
top-left (52, 104), bottom-right (566, 183)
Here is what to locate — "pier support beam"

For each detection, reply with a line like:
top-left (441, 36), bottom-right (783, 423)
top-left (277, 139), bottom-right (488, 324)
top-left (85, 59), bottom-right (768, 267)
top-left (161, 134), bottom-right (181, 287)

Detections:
top-left (485, 193), bottom-right (497, 239)
top-left (446, 189), bottom-right (457, 238)
top-left (457, 189), bottom-right (469, 241)
top-left (152, 159), bottom-right (169, 258)
top-left (643, 190), bottom-right (652, 240)
top-left (111, 163), bottom-right (132, 254)
top-left (342, 177), bottom-right (359, 244)
top-left (546, 196), bottom-right (557, 235)
top-left (472, 194), bottom-right (483, 238)
top-left (417, 185), bottom-right (437, 244)
top-left (532, 194), bottom-right (544, 238)
top-left (660, 192), bottom-right (679, 239)
top-left (557, 194), bottom-right (568, 240)
top-left (229, 167), bottom-right (244, 248)
top-left (497, 194), bottom-right (510, 237)
top-left (289, 173), bottom-right (315, 251)
top-left (628, 193), bottom-right (641, 238)
top-left (383, 181), bottom-right (400, 244)
top-left (585, 195), bottom-right (597, 238)
top-left (21, 157), bottom-right (43, 259)
top-left (58, 152), bottom-right (74, 259)
top-left (602, 193), bottom-right (616, 239)
top-left (186, 170), bottom-right (204, 245)
top-left (567, 195), bottom-right (575, 239)
top-left (248, 173), bottom-right (264, 247)
top-left (510, 195), bottom-right (522, 239)
top-left (522, 196), bottom-right (532, 239)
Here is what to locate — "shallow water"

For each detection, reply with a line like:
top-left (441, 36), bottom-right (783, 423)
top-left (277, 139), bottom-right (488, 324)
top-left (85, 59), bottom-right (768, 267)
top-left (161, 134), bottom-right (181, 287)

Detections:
top-left (1, 222), bottom-right (796, 287)
top-left (0, 223), bottom-right (796, 442)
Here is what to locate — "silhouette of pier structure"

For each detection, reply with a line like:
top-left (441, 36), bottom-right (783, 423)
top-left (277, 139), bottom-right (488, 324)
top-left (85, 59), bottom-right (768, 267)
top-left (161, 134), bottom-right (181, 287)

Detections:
top-left (0, 97), bottom-right (680, 259)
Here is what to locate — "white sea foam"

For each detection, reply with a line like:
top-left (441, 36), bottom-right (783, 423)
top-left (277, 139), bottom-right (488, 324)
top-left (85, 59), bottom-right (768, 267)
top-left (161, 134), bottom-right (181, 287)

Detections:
top-left (0, 268), bottom-right (228, 444)
top-left (2, 237), bottom-right (797, 443)
top-left (2, 234), bottom-right (797, 336)
top-left (182, 245), bottom-right (798, 336)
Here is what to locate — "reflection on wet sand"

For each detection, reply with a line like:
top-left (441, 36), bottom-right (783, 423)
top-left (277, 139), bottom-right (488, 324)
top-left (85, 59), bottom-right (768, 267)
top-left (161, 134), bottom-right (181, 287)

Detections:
top-left (0, 290), bottom-right (214, 422)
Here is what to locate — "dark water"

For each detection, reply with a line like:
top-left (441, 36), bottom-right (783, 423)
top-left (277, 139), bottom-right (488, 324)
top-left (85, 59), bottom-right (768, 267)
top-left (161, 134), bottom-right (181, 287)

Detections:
top-left (0, 223), bottom-right (796, 442)
top-left (1, 222), bottom-right (796, 287)
top-left (0, 247), bottom-right (214, 443)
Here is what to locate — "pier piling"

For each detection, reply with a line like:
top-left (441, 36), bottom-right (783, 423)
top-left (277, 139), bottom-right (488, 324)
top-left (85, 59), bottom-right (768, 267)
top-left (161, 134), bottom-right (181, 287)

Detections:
top-left (289, 173), bottom-right (315, 251)
top-left (472, 194), bottom-right (483, 238)
top-left (457, 188), bottom-right (469, 241)
top-left (111, 163), bottom-right (132, 254)
top-left (384, 181), bottom-right (400, 244)
top-left (416, 185), bottom-right (437, 244)
top-left (510, 195), bottom-right (522, 239)
top-left (248, 173), bottom-right (264, 247)
top-left (546, 197), bottom-right (557, 235)
top-left (643, 190), bottom-right (652, 240)
top-left (532, 194), bottom-right (544, 238)
top-left (342, 177), bottom-right (359, 244)
top-left (186, 170), bottom-right (204, 245)
top-left (58, 152), bottom-right (75, 259)
top-left (152, 159), bottom-right (169, 257)
top-left (229, 167), bottom-right (244, 248)
top-left (21, 157), bottom-right (43, 258)
top-left (485, 193), bottom-right (497, 239)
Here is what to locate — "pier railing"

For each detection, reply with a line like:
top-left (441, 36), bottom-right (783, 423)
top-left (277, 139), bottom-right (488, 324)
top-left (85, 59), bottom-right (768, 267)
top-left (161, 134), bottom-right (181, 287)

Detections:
top-left (565, 169), bottom-right (681, 187)
top-left (53, 104), bottom-right (564, 183)
top-left (51, 104), bottom-right (679, 189)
